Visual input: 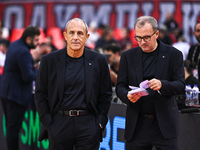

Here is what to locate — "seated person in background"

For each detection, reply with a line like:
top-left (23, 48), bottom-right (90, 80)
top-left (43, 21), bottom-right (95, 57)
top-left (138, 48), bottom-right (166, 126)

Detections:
top-left (172, 34), bottom-right (190, 60)
top-left (95, 26), bottom-right (117, 53)
top-left (184, 60), bottom-right (200, 88)
top-left (85, 21), bottom-right (100, 49)
top-left (118, 28), bottom-right (133, 51)
top-left (0, 39), bottom-right (9, 75)
top-left (39, 42), bottom-right (52, 55)
top-left (104, 44), bottom-right (121, 86)
top-left (164, 12), bottom-right (179, 33)
top-left (30, 47), bottom-right (42, 69)
top-left (158, 24), bottom-right (173, 45)
top-left (45, 36), bottom-right (57, 51)
top-left (176, 60), bottom-right (200, 109)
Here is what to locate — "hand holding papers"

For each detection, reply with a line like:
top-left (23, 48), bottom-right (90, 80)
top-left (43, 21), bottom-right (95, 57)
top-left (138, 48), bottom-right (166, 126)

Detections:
top-left (128, 80), bottom-right (149, 96)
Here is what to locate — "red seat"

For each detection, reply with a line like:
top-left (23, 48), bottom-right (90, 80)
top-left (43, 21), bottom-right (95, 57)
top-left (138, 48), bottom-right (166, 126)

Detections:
top-left (39, 28), bottom-right (46, 44)
top-left (0, 67), bottom-right (4, 75)
top-left (46, 27), bottom-right (64, 49)
top-left (129, 29), bottom-right (138, 48)
top-left (113, 28), bottom-right (123, 41)
top-left (10, 28), bottom-right (25, 42)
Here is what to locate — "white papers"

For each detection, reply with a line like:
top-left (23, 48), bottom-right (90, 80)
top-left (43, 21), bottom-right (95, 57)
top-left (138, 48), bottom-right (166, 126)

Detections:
top-left (128, 80), bottom-right (149, 96)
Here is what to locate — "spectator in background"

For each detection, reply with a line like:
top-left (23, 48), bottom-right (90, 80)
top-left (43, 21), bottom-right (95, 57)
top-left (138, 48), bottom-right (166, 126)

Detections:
top-left (184, 60), bottom-right (200, 88)
top-left (0, 39), bottom-right (9, 75)
top-left (98, 24), bottom-right (107, 38)
top-left (85, 21), bottom-right (100, 49)
top-left (0, 26), bottom-right (2, 40)
top-left (62, 38), bottom-right (67, 49)
top-left (173, 34), bottom-right (190, 60)
top-left (176, 60), bottom-right (200, 109)
top-left (95, 26), bottom-right (117, 53)
top-left (187, 22), bottom-right (200, 80)
top-left (39, 42), bottom-right (53, 55)
top-left (104, 44), bottom-right (121, 86)
top-left (158, 24), bottom-right (173, 45)
top-left (0, 26), bottom-right (40, 150)
top-left (45, 36), bottom-right (57, 51)
top-left (173, 28), bottom-right (182, 41)
top-left (0, 20), bottom-right (9, 40)
top-left (118, 28), bottom-right (132, 51)
top-left (30, 47), bottom-right (42, 70)
top-left (164, 12), bottom-right (179, 33)
top-left (30, 42), bottom-right (53, 72)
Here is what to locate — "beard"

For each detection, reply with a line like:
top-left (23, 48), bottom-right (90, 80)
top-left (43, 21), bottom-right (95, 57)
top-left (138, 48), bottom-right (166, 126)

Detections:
top-left (28, 39), bottom-right (37, 49)
top-left (196, 36), bottom-right (200, 43)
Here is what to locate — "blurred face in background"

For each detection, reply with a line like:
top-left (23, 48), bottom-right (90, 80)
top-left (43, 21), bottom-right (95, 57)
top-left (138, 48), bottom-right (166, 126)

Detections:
top-left (194, 23), bottom-right (200, 43)
top-left (0, 44), bottom-right (7, 54)
top-left (104, 50), bottom-right (119, 66)
top-left (27, 35), bottom-right (40, 49)
top-left (31, 48), bottom-right (41, 62)
top-left (39, 44), bottom-right (52, 55)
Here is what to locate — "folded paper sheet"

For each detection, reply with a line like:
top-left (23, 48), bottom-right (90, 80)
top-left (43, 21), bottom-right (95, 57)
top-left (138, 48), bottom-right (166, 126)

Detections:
top-left (128, 80), bottom-right (149, 96)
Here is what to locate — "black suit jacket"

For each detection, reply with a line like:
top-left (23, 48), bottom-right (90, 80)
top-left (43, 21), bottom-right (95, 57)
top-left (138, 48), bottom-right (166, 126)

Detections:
top-left (0, 39), bottom-right (38, 106)
top-left (116, 40), bottom-right (185, 140)
top-left (34, 48), bottom-right (112, 141)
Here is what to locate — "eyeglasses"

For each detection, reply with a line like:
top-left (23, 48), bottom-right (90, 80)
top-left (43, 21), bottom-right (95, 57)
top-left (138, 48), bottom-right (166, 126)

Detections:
top-left (134, 30), bottom-right (157, 42)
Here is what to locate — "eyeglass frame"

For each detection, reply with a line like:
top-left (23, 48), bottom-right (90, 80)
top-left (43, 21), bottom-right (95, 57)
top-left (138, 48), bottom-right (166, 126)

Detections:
top-left (134, 30), bottom-right (158, 42)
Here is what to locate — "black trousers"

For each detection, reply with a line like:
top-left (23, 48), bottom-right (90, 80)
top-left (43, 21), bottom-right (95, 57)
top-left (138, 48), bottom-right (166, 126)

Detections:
top-left (126, 115), bottom-right (178, 150)
top-left (47, 113), bottom-right (101, 150)
top-left (1, 98), bottom-right (27, 150)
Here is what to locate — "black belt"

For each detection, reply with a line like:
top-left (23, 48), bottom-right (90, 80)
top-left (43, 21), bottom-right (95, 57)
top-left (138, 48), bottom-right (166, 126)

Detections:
top-left (57, 110), bottom-right (89, 116)
top-left (143, 114), bottom-right (156, 120)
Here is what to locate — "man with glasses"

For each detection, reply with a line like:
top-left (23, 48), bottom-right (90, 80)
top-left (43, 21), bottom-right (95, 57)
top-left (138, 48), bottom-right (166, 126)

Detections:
top-left (116, 16), bottom-right (185, 150)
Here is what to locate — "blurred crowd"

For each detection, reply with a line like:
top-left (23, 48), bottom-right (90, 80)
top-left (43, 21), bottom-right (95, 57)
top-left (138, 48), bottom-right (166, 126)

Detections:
top-left (0, 13), bottom-right (200, 91)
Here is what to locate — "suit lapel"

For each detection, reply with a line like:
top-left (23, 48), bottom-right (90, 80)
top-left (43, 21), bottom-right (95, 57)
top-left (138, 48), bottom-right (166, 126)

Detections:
top-left (56, 49), bottom-right (66, 103)
top-left (84, 49), bottom-right (94, 103)
top-left (155, 42), bottom-right (168, 79)
top-left (56, 48), bottom-right (93, 104)
top-left (134, 48), bottom-right (143, 85)
top-left (133, 41), bottom-right (168, 84)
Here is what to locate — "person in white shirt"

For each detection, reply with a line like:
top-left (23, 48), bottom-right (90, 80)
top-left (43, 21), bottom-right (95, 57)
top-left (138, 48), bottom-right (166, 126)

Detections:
top-left (85, 21), bottom-right (100, 49)
top-left (0, 39), bottom-right (9, 74)
top-left (173, 35), bottom-right (190, 60)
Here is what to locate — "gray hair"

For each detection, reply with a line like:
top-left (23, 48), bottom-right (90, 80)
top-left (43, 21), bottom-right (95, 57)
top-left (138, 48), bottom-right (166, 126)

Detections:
top-left (65, 18), bottom-right (89, 34)
top-left (134, 16), bottom-right (158, 31)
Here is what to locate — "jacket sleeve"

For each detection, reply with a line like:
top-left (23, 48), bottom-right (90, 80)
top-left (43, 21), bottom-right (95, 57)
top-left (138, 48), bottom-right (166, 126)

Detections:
top-left (18, 50), bottom-right (38, 83)
top-left (160, 49), bottom-right (185, 96)
top-left (34, 56), bottom-right (52, 128)
top-left (116, 52), bottom-right (130, 105)
top-left (97, 55), bottom-right (112, 128)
